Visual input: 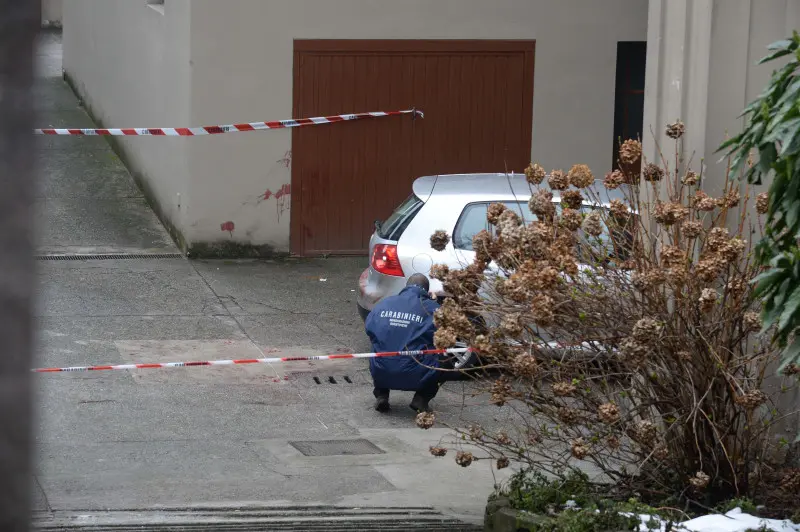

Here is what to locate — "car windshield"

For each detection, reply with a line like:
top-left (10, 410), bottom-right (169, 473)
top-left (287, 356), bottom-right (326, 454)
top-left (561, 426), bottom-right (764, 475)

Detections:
top-left (377, 194), bottom-right (424, 241)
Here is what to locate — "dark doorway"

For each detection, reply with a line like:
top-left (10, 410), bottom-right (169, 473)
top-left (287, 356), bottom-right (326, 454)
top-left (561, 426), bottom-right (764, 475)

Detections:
top-left (612, 42), bottom-right (646, 172)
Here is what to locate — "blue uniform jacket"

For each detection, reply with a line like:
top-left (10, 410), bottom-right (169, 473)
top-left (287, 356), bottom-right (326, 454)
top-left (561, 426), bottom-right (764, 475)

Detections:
top-left (365, 285), bottom-right (441, 391)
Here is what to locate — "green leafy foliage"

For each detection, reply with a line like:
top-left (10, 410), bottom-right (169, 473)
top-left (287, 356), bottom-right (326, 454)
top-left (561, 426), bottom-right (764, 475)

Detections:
top-left (720, 31), bottom-right (800, 371)
top-left (499, 470), bottom-right (680, 531)
top-left (715, 497), bottom-right (759, 515)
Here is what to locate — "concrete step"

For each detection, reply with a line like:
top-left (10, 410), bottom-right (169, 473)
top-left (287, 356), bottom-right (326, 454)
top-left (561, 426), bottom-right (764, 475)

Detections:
top-left (33, 505), bottom-right (482, 531)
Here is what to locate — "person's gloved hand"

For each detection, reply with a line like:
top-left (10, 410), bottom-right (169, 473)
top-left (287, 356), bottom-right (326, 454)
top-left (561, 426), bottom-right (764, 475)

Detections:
top-left (428, 279), bottom-right (449, 300)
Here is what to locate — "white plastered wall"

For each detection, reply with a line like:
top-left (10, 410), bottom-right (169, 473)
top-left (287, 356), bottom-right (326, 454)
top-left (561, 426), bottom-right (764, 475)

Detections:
top-left (62, 0), bottom-right (193, 245)
top-left (63, 0), bottom-right (648, 252)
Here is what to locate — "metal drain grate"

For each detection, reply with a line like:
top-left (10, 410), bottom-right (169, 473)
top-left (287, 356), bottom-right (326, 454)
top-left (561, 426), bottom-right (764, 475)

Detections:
top-left (36, 253), bottom-right (184, 261)
top-left (290, 438), bottom-right (385, 457)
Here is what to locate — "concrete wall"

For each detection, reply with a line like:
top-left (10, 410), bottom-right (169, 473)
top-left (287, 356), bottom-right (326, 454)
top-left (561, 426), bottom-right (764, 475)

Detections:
top-left (644, 0), bottom-right (800, 194)
top-left (63, 0), bottom-right (648, 253)
top-left (186, 0), bottom-right (648, 252)
top-left (643, 0), bottom-right (800, 437)
top-left (63, 0), bottom-right (193, 248)
top-left (42, 0), bottom-right (62, 26)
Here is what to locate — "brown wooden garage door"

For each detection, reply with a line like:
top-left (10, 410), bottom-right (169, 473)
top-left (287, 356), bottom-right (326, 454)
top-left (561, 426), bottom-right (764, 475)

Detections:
top-left (290, 40), bottom-right (535, 256)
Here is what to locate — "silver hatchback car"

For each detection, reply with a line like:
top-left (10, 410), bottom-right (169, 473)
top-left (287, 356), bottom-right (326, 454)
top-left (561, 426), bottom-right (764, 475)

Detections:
top-left (357, 172), bottom-right (629, 321)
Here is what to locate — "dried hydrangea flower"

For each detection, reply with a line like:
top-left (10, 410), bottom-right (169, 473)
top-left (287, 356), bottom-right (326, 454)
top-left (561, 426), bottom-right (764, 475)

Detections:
top-left (654, 201), bottom-right (689, 226)
top-left (496, 457), bottom-right (510, 470)
top-left (434, 328), bottom-right (457, 348)
top-left (468, 425), bottom-right (483, 440)
top-left (735, 390), bottom-right (768, 409)
top-left (706, 227), bottom-right (730, 251)
top-left (717, 189), bottom-right (741, 208)
top-left (430, 230), bottom-right (450, 251)
top-left (632, 317), bottom-right (663, 344)
top-left (473, 230), bottom-right (493, 265)
top-left (499, 313), bottom-right (524, 337)
top-left (682, 220), bottom-right (703, 238)
top-left (560, 208), bottom-right (583, 231)
top-left (512, 352), bottom-right (539, 378)
top-left (660, 246), bottom-right (685, 269)
top-left (689, 471), bottom-right (710, 489)
top-left (633, 420), bottom-right (658, 446)
top-left (666, 266), bottom-right (689, 285)
top-left (666, 120), bottom-right (685, 139)
top-left (430, 263), bottom-right (450, 281)
top-left (699, 288), bottom-right (718, 312)
top-left (632, 269), bottom-right (666, 291)
top-left (720, 238), bottom-right (746, 262)
top-left (571, 438), bottom-right (591, 459)
top-left (552, 381), bottom-right (577, 397)
top-left (609, 199), bottom-right (629, 219)
top-left (606, 435), bottom-right (621, 450)
top-left (490, 377), bottom-right (513, 406)
top-left (756, 192), bottom-right (769, 215)
top-left (455, 451), bottom-right (474, 467)
top-left (529, 189), bottom-right (555, 218)
top-left (696, 255), bottom-right (727, 282)
top-left (694, 190), bottom-right (717, 212)
top-left (434, 298), bottom-right (473, 337)
top-left (416, 411), bottom-right (435, 429)
top-left (743, 311), bottom-right (762, 332)
top-left (643, 163), bottom-right (665, 182)
top-left (560, 189), bottom-right (584, 210)
top-left (558, 407), bottom-right (581, 425)
top-left (779, 469), bottom-right (800, 493)
top-left (530, 293), bottom-right (555, 326)
top-left (682, 170), bottom-right (699, 186)
top-left (604, 169), bottom-right (625, 189)
top-left (620, 337), bottom-right (648, 367)
top-left (487, 202), bottom-right (507, 225)
top-left (495, 431), bottom-right (512, 445)
top-left (619, 139), bottom-right (642, 165)
top-left (653, 445), bottom-right (670, 461)
top-left (598, 402), bottom-right (620, 424)
top-left (568, 164), bottom-right (594, 188)
top-left (429, 446), bottom-right (447, 457)
top-left (548, 169), bottom-right (570, 191)
top-left (727, 279), bottom-right (747, 299)
top-left (582, 211), bottom-right (604, 237)
top-left (525, 162), bottom-right (547, 185)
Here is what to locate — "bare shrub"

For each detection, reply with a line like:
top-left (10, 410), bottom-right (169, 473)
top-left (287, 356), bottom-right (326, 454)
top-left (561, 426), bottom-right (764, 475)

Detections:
top-left (425, 125), bottom-right (799, 510)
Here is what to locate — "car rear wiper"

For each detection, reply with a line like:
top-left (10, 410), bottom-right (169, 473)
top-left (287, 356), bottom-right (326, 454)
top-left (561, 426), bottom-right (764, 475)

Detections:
top-left (374, 219), bottom-right (382, 232)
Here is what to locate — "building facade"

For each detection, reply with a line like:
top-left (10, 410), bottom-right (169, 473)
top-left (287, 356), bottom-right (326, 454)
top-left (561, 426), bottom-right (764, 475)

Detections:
top-left (61, 0), bottom-right (799, 256)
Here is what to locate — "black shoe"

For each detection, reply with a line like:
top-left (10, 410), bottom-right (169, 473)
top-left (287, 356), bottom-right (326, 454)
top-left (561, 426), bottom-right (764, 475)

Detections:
top-left (374, 395), bottom-right (390, 413)
top-left (409, 393), bottom-right (430, 413)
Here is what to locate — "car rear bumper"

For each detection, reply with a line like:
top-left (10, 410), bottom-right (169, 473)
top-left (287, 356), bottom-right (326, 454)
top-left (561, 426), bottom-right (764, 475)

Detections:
top-left (357, 302), bottom-right (371, 322)
top-left (356, 267), bottom-right (406, 321)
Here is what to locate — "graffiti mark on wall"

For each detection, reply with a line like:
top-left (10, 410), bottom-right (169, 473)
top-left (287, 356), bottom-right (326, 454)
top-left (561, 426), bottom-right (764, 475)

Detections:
top-left (261, 183), bottom-right (291, 221)
top-left (256, 152), bottom-right (292, 222)
top-left (220, 220), bottom-right (235, 236)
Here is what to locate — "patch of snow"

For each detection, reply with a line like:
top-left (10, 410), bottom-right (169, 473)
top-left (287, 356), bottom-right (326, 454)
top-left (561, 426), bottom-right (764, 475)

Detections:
top-left (637, 508), bottom-right (800, 532)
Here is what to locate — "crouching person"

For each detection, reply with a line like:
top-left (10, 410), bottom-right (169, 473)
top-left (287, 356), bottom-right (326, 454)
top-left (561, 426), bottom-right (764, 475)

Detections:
top-left (365, 273), bottom-right (444, 413)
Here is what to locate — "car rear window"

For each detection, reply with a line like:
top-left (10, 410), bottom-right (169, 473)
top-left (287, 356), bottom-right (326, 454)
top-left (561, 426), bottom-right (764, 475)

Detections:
top-left (377, 194), bottom-right (424, 241)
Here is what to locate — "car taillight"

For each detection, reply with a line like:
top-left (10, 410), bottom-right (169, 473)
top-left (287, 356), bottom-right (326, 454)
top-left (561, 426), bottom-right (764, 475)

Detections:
top-left (371, 244), bottom-right (404, 277)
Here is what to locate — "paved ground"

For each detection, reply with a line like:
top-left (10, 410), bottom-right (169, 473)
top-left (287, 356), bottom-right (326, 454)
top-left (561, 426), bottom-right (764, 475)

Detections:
top-left (32, 32), bottom-right (510, 529)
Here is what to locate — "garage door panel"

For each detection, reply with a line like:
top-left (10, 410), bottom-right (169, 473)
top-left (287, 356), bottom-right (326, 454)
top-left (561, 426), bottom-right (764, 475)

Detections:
top-left (291, 41), bottom-right (534, 256)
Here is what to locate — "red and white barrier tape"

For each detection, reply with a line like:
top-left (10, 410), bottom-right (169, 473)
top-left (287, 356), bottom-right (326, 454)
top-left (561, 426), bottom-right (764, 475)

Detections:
top-left (32, 347), bottom-right (467, 373)
top-left (34, 109), bottom-right (423, 136)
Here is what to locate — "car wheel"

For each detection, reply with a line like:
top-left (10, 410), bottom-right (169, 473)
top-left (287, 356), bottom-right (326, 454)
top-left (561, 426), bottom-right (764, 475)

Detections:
top-left (451, 340), bottom-right (476, 370)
